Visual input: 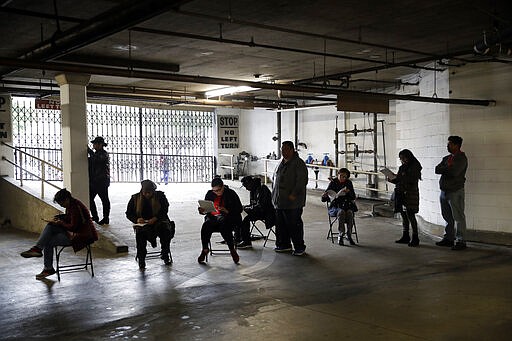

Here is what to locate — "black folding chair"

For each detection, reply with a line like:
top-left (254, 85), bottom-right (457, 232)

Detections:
top-left (326, 202), bottom-right (359, 244)
top-left (54, 244), bottom-right (94, 281)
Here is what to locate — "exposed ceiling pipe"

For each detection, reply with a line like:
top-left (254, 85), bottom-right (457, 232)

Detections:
top-left (130, 27), bottom-right (434, 71)
top-left (0, 0), bottom-right (191, 77)
top-left (0, 57), bottom-right (495, 107)
top-left (173, 8), bottom-right (442, 60)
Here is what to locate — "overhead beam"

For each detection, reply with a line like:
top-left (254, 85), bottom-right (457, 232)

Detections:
top-left (0, 0), bottom-right (191, 77)
top-left (0, 57), bottom-right (495, 107)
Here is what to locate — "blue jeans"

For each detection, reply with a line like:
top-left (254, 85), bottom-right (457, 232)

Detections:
top-left (440, 189), bottom-right (467, 242)
top-left (36, 223), bottom-right (72, 269)
top-left (275, 208), bottom-right (305, 251)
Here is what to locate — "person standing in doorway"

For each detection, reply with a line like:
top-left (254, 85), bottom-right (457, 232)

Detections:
top-left (272, 141), bottom-right (308, 256)
top-left (435, 136), bottom-right (468, 250)
top-left (88, 136), bottom-right (111, 225)
top-left (387, 149), bottom-right (422, 247)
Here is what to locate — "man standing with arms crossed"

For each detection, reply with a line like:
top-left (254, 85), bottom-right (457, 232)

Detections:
top-left (435, 136), bottom-right (468, 250)
top-left (272, 141), bottom-right (308, 256)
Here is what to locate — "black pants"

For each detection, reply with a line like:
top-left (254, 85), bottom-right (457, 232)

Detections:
top-left (237, 214), bottom-right (265, 243)
top-left (399, 208), bottom-right (418, 235)
top-left (135, 221), bottom-right (174, 260)
top-left (201, 217), bottom-right (235, 250)
top-left (275, 208), bottom-right (305, 250)
top-left (89, 183), bottom-right (110, 221)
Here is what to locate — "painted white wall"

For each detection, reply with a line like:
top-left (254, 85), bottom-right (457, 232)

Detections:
top-left (393, 62), bottom-right (512, 235)
top-left (394, 66), bottom-right (451, 225)
top-left (449, 62), bottom-right (512, 234)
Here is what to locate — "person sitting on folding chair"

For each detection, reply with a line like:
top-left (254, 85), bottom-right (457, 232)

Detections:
top-left (197, 177), bottom-right (242, 264)
top-left (20, 188), bottom-right (99, 280)
top-left (126, 180), bottom-right (175, 270)
top-left (237, 176), bottom-right (276, 249)
top-left (321, 168), bottom-right (358, 246)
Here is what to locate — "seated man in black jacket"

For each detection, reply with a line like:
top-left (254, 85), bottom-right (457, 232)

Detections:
top-left (126, 180), bottom-right (175, 270)
top-left (197, 177), bottom-right (242, 264)
top-left (236, 176), bottom-right (276, 249)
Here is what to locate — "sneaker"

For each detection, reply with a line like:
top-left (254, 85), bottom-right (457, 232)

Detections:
top-left (347, 237), bottom-right (356, 246)
top-left (35, 268), bottom-right (56, 279)
top-left (98, 218), bottom-right (109, 225)
top-left (452, 242), bottom-right (467, 251)
top-left (274, 246), bottom-right (292, 253)
top-left (435, 239), bottom-right (454, 247)
top-left (338, 237), bottom-right (344, 246)
top-left (237, 241), bottom-right (252, 249)
top-left (21, 246), bottom-right (43, 258)
top-left (292, 248), bottom-right (306, 256)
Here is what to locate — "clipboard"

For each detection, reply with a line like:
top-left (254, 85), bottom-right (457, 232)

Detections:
top-left (198, 200), bottom-right (216, 213)
top-left (380, 167), bottom-right (396, 180)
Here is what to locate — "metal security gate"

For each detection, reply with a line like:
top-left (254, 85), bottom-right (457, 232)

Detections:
top-left (11, 98), bottom-right (215, 183)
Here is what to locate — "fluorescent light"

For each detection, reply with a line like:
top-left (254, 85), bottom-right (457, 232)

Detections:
top-left (205, 86), bottom-right (260, 98)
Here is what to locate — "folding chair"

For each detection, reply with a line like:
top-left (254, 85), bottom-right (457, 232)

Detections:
top-left (209, 230), bottom-right (235, 256)
top-left (250, 220), bottom-right (266, 240)
top-left (54, 244), bottom-right (94, 281)
top-left (263, 225), bottom-right (277, 247)
top-left (133, 222), bottom-right (174, 264)
top-left (326, 202), bottom-right (359, 244)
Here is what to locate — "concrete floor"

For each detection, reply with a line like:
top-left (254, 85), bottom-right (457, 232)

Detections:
top-left (1, 182), bottom-right (511, 340)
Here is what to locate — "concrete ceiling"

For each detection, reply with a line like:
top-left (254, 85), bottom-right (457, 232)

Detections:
top-left (0, 0), bottom-right (511, 108)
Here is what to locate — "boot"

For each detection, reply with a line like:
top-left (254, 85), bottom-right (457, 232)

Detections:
top-left (197, 249), bottom-right (209, 264)
top-left (395, 232), bottom-right (410, 244)
top-left (230, 248), bottom-right (240, 264)
top-left (408, 234), bottom-right (419, 247)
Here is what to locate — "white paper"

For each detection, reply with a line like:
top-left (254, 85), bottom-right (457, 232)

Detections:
top-left (380, 167), bottom-right (396, 180)
top-left (198, 200), bottom-right (216, 213)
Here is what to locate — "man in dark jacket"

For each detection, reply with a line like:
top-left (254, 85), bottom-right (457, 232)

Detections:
top-left (435, 136), bottom-right (468, 250)
top-left (88, 136), bottom-right (110, 225)
top-left (126, 180), bottom-right (175, 269)
top-left (272, 141), bottom-right (308, 256)
top-left (197, 177), bottom-right (242, 264)
top-left (237, 176), bottom-right (276, 249)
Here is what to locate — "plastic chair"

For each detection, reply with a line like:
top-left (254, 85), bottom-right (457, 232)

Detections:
top-left (326, 202), bottom-right (358, 244)
top-left (54, 244), bottom-right (94, 281)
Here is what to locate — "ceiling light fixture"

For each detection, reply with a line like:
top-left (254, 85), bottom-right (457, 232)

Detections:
top-left (205, 86), bottom-right (260, 98)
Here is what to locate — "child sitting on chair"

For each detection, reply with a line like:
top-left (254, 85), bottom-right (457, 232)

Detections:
top-left (321, 168), bottom-right (358, 245)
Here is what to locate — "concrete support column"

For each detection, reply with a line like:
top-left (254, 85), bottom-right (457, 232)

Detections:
top-left (55, 73), bottom-right (91, 205)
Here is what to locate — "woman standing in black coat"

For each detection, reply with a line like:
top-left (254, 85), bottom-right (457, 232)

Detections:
top-left (388, 149), bottom-right (422, 247)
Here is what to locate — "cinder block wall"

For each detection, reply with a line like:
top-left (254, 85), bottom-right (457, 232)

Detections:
top-left (394, 62), bottom-right (512, 244)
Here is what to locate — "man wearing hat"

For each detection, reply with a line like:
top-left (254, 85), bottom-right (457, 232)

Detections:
top-left (88, 136), bottom-right (111, 225)
top-left (237, 176), bottom-right (275, 249)
top-left (126, 180), bottom-right (175, 269)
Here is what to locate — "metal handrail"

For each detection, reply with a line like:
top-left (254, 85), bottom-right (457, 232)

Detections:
top-left (262, 158), bottom-right (392, 195)
top-left (1, 141), bottom-right (63, 198)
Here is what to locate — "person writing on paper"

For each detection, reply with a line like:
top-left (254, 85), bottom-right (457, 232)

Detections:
top-left (387, 149), bottom-right (422, 247)
top-left (20, 188), bottom-right (98, 279)
top-left (126, 180), bottom-right (175, 269)
top-left (197, 177), bottom-right (242, 264)
top-left (321, 168), bottom-right (357, 245)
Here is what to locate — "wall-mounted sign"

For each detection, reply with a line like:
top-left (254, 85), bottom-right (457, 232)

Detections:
top-left (218, 115), bottom-right (239, 149)
top-left (35, 98), bottom-right (61, 110)
top-left (0, 94), bottom-right (12, 142)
